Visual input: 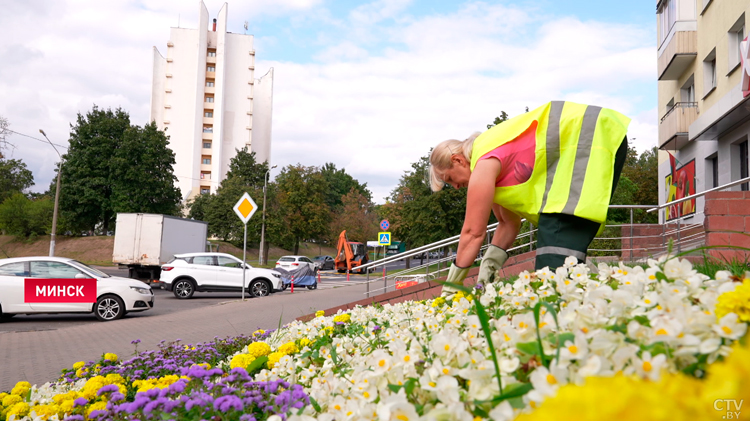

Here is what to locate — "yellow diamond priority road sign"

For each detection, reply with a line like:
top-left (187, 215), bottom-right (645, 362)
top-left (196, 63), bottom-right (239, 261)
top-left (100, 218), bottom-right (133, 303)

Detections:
top-left (233, 192), bottom-right (259, 224)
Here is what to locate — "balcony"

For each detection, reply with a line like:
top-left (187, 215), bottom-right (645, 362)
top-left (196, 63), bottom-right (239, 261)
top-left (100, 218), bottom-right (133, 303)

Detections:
top-left (204, 86), bottom-right (215, 94)
top-left (658, 31), bottom-right (697, 80)
top-left (659, 102), bottom-right (698, 150)
top-left (204, 101), bottom-right (214, 109)
top-left (207, 56), bottom-right (216, 64)
top-left (206, 71), bottom-right (216, 79)
top-left (203, 117), bottom-right (214, 125)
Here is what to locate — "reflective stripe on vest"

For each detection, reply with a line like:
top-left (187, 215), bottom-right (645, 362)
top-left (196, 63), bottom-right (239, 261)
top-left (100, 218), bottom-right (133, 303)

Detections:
top-left (470, 101), bottom-right (630, 225)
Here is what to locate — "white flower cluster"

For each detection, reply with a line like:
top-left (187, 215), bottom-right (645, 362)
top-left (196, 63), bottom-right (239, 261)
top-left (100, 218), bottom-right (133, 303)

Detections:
top-left (227, 256), bottom-right (748, 420)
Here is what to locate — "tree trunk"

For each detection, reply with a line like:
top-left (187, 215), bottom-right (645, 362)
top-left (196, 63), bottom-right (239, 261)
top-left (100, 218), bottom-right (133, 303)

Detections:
top-left (293, 240), bottom-right (299, 255)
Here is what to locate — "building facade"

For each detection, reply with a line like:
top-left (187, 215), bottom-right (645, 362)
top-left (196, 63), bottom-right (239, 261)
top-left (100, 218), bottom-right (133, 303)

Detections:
top-left (150, 2), bottom-right (273, 201)
top-left (657, 0), bottom-right (750, 224)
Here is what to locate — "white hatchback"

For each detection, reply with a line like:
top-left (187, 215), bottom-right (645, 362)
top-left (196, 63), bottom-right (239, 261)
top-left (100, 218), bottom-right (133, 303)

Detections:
top-left (275, 256), bottom-right (318, 271)
top-left (0, 256), bottom-right (154, 322)
top-left (159, 252), bottom-right (282, 299)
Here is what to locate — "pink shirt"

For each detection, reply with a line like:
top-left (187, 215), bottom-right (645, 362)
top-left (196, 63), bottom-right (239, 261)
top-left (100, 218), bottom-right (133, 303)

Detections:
top-left (477, 120), bottom-right (537, 187)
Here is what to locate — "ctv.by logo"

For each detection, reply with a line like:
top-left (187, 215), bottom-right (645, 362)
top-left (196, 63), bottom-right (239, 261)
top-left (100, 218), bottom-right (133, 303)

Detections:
top-left (714, 399), bottom-right (743, 419)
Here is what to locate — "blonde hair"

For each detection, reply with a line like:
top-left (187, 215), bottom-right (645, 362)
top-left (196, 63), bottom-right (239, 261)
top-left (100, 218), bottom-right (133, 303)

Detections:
top-left (428, 132), bottom-right (481, 191)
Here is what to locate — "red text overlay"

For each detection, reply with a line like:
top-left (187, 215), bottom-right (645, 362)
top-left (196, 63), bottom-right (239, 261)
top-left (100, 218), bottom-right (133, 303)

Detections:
top-left (24, 279), bottom-right (97, 303)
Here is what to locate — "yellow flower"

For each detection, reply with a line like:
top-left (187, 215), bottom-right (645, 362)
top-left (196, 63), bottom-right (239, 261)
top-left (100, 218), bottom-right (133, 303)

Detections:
top-left (229, 354), bottom-right (257, 370)
top-left (299, 338), bottom-right (312, 348)
top-left (253, 329), bottom-right (266, 336)
top-left (103, 353), bottom-right (118, 362)
top-left (11, 381), bottom-right (30, 397)
top-left (715, 280), bottom-right (750, 322)
top-left (86, 401), bottom-right (107, 417)
top-left (58, 399), bottom-right (75, 414)
top-left (6, 402), bottom-right (30, 419)
top-left (333, 313), bottom-right (351, 323)
top-left (104, 373), bottom-right (125, 385)
top-left (30, 403), bottom-right (59, 418)
top-left (247, 341), bottom-right (272, 358)
top-left (73, 361), bottom-right (86, 370)
top-left (75, 368), bottom-right (88, 377)
top-left (0, 392), bottom-right (7, 402)
top-left (278, 342), bottom-right (299, 355)
top-left (315, 310), bottom-right (325, 317)
top-left (2, 394), bottom-right (22, 408)
top-left (267, 352), bottom-right (285, 369)
top-left (702, 335), bottom-right (750, 408)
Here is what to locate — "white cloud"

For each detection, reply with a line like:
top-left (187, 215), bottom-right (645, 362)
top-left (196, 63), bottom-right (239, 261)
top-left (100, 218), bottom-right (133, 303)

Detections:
top-left (0, 1), bottom-right (657, 206)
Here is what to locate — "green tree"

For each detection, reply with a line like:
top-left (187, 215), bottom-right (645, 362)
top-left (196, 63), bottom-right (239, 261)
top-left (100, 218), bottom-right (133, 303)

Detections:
top-left (57, 106), bottom-right (181, 233)
top-left (187, 148), bottom-right (270, 247)
top-left (329, 188), bottom-right (379, 244)
top-left (384, 153), bottom-right (467, 249)
top-left (616, 145), bottom-right (659, 223)
top-left (487, 111), bottom-right (510, 129)
top-left (0, 158), bottom-right (34, 203)
top-left (0, 193), bottom-right (53, 238)
top-left (272, 165), bottom-right (330, 254)
top-left (320, 163), bottom-right (371, 210)
top-left (110, 122), bottom-right (181, 215)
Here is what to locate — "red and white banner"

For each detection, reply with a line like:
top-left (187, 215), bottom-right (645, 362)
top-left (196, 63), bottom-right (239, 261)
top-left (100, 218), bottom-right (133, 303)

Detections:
top-left (24, 279), bottom-right (97, 303)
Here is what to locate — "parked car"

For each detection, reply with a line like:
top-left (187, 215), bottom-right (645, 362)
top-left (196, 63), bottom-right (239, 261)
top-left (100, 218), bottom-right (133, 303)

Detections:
top-left (160, 252), bottom-right (282, 299)
top-left (312, 255), bottom-right (335, 271)
top-left (275, 256), bottom-right (317, 272)
top-left (0, 256), bottom-right (154, 322)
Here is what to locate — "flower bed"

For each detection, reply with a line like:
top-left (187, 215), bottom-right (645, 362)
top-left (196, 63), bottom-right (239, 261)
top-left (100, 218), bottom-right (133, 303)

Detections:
top-left (1, 257), bottom-right (749, 420)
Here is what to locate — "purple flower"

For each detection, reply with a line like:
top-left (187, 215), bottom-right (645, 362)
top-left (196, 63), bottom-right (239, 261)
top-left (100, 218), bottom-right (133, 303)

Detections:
top-left (214, 395), bottom-right (243, 412)
top-left (475, 283), bottom-right (484, 290)
top-left (64, 416), bottom-right (84, 421)
top-left (110, 392), bottom-right (125, 402)
top-left (88, 409), bottom-right (107, 418)
top-left (73, 397), bottom-right (88, 407)
top-left (131, 339), bottom-right (141, 344)
top-left (96, 384), bottom-right (120, 396)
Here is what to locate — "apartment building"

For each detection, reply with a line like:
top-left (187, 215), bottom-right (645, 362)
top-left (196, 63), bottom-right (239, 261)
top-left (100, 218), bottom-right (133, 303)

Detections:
top-left (657, 0), bottom-right (750, 223)
top-left (150, 2), bottom-right (273, 201)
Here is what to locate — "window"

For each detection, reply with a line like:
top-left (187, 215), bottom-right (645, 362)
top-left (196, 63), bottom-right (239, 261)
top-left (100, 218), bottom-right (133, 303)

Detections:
top-left (0, 262), bottom-right (27, 276)
top-left (741, 141), bottom-right (749, 191)
top-left (218, 256), bottom-right (242, 268)
top-left (680, 76), bottom-right (695, 103)
top-left (202, 158), bottom-right (211, 165)
top-left (703, 49), bottom-right (717, 97)
top-left (207, 66), bottom-right (215, 72)
top-left (200, 188), bottom-right (210, 195)
top-left (205, 96), bottom-right (214, 103)
top-left (658, 0), bottom-right (677, 44)
top-left (206, 81), bottom-right (214, 87)
top-left (193, 256), bottom-right (215, 265)
top-left (203, 142), bottom-right (211, 149)
top-left (728, 15), bottom-right (746, 72)
top-left (203, 127), bottom-right (213, 133)
top-left (30, 261), bottom-right (84, 279)
top-left (711, 156), bottom-right (719, 188)
top-left (204, 111), bottom-right (213, 118)
top-left (208, 51), bottom-right (216, 57)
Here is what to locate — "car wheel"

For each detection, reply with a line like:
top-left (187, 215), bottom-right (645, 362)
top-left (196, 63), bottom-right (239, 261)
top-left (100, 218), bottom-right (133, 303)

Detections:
top-left (173, 279), bottom-right (195, 299)
top-left (94, 295), bottom-right (125, 322)
top-left (249, 279), bottom-right (271, 297)
top-left (306, 283), bottom-right (317, 290)
top-left (0, 305), bottom-right (15, 322)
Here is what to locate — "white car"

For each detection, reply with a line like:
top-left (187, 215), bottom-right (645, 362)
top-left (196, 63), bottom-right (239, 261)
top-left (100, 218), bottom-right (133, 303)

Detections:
top-left (159, 252), bottom-right (282, 299)
top-left (0, 256), bottom-right (154, 322)
top-left (275, 256), bottom-right (318, 272)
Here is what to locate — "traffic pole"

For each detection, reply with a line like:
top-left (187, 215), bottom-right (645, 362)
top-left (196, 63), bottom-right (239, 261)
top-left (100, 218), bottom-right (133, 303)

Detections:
top-left (383, 266), bottom-right (387, 292)
top-left (347, 269), bottom-right (350, 282)
top-left (291, 275), bottom-right (294, 293)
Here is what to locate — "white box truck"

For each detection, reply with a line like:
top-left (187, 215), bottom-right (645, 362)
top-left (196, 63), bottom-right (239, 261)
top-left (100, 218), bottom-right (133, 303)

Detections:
top-left (113, 213), bottom-right (208, 282)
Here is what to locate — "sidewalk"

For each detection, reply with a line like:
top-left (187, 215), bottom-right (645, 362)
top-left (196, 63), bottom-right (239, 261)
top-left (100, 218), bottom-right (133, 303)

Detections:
top-left (0, 282), bottom-right (376, 392)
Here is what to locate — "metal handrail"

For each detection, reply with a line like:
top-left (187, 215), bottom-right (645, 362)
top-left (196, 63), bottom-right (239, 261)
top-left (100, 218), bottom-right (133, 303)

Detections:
top-left (660, 102), bottom-right (698, 123)
top-left (647, 176), bottom-right (750, 212)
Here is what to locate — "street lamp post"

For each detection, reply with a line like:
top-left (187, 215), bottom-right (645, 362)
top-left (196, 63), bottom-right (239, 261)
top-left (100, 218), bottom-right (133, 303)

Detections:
top-left (259, 164), bottom-right (277, 265)
top-left (39, 129), bottom-right (62, 257)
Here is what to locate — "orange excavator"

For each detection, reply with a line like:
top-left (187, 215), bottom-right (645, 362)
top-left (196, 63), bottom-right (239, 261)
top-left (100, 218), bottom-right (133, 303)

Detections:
top-left (334, 230), bottom-right (371, 273)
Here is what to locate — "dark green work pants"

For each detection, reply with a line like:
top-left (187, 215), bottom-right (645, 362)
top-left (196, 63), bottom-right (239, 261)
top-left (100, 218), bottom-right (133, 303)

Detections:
top-left (534, 136), bottom-right (628, 270)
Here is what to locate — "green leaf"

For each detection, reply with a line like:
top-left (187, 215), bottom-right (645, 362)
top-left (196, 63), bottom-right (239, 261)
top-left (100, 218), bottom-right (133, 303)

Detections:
top-left (404, 378), bottom-right (418, 395)
top-left (309, 396), bottom-right (322, 412)
top-left (246, 356), bottom-right (268, 373)
top-left (516, 341), bottom-right (542, 356)
top-left (547, 332), bottom-right (575, 346)
top-left (493, 382), bottom-right (533, 401)
top-left (605, 323), bottom-right (628, 334)
top-left (387, 383), bottom-right (403, 394)
top-left (508, 396), bottom-right (526, 409)
top-left (634, 315), bottom-right (651, 327)
top-left (655, 271), bottom-right (668, 282)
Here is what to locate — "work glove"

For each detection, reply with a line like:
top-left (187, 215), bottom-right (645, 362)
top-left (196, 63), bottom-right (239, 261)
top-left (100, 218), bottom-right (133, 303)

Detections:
top-left (478, 245), bottom-right (509, 285)
top-left (440, 263), bottom-right (470, 300)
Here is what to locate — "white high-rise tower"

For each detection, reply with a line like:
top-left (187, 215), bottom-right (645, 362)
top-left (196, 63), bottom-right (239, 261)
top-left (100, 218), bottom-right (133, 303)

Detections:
top-left (150, 1), bottom-right (273, 201)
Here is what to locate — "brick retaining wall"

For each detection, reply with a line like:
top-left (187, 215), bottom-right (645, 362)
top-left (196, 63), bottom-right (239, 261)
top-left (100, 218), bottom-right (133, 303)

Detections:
top-left (704, 191), bottom-right (750, 263)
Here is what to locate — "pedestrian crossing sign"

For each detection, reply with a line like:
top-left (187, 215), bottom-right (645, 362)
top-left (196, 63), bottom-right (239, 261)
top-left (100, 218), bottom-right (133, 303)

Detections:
top-left (378, 232), bottom-right (391, 246)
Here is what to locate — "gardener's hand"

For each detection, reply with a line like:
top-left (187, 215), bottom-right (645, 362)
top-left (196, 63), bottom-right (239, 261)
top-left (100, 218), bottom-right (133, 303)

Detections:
top-left (478, 245), bottom-right (508, 285)
top-left (440, 263), bottom-right (470, 299)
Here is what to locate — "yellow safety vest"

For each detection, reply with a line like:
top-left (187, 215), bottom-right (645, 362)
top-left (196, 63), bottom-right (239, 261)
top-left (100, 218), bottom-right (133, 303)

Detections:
top-left (470, 101), bottom-right (631, 225)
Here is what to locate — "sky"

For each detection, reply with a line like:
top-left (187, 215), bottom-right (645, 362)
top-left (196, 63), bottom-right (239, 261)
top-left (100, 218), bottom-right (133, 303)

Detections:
top-left (0, 0), bottom-right (658, 204)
